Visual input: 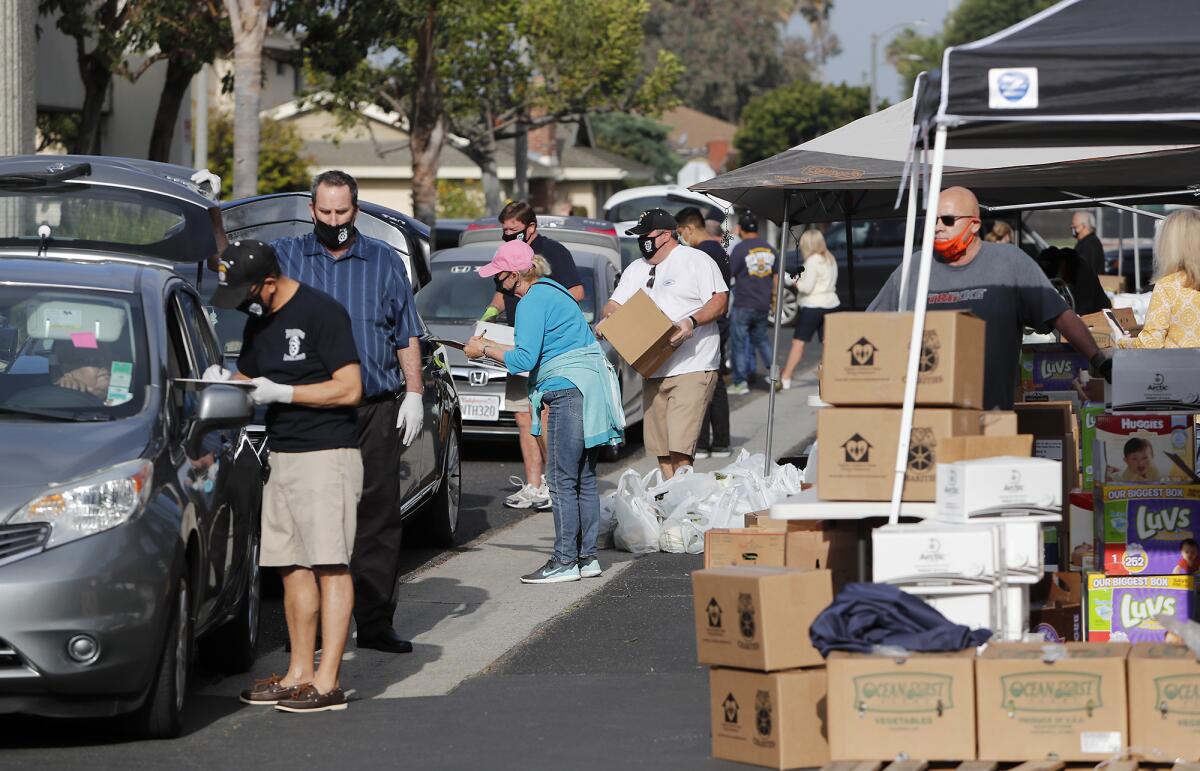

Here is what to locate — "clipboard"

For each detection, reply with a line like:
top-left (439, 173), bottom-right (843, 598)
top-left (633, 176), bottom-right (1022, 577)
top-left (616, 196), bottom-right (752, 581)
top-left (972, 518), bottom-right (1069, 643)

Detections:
top-left (174, 377), bottom-right (256, 390)
top-left (431, 338), bottom-right (506, 369)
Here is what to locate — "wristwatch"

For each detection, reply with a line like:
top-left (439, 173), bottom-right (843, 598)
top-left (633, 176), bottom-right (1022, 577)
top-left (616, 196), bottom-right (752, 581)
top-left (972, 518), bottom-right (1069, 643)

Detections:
top-left (688, 314), bottom-right (700, 329)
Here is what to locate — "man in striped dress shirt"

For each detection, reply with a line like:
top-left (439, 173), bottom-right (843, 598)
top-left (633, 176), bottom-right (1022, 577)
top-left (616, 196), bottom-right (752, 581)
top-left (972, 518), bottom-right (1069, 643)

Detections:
top-left (270, 170), bottom-right (423, 655)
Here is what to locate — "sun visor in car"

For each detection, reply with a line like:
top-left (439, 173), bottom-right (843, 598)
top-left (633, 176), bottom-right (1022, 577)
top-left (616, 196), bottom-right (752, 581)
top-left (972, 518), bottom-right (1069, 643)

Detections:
top-left (26, 301), bottom-right (125, 343)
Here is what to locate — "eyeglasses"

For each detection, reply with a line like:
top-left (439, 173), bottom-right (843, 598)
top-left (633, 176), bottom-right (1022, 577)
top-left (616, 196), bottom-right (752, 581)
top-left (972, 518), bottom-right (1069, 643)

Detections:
top-left (646, 264), bottom-right (656, 289)
top-left (937, 214), bottom-right (977, 227)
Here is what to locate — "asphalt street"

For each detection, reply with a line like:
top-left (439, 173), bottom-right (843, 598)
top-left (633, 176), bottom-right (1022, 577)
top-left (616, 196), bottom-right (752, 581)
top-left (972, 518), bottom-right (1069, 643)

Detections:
top-left (1, 342), bottom-right (821, 769)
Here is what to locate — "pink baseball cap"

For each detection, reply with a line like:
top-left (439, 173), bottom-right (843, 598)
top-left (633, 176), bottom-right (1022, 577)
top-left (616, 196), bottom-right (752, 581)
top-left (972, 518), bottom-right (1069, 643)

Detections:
top-left (476, 239), bottom-right (534, 277)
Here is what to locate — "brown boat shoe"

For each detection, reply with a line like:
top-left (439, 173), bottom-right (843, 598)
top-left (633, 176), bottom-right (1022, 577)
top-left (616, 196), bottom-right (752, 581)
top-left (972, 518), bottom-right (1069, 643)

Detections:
top-left (274, 684), bottom-right (348, 713)
top-left (239, 674), bottom-right (310, 706)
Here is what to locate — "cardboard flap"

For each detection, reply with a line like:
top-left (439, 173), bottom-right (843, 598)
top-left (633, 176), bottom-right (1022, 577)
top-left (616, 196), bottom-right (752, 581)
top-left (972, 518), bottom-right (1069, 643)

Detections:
top-left (940, 434), bottom-right (1033, 464)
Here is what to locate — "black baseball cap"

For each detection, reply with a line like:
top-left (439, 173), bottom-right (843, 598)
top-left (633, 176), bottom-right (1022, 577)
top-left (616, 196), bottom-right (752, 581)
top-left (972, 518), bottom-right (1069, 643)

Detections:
top-left (738, 210), bottom-right (759, 232)
top-left (625, 208), bottom-right (677, 236)
top-left (211, 239), bottom-right (281, 309)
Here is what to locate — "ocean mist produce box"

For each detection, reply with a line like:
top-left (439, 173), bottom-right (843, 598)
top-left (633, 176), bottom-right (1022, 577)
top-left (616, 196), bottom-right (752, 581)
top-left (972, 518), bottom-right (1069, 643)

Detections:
top-left (1094, 484), bottom-right (1200, 575)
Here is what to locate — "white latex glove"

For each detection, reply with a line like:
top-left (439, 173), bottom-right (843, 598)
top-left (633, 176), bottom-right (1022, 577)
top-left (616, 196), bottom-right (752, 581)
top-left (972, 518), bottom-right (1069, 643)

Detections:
top-left (396, 391), bottom-right (424, 447)
top-left (202, 364), bottom-right (233, 382)
top-left (250, 376), bottom-right (294, 406)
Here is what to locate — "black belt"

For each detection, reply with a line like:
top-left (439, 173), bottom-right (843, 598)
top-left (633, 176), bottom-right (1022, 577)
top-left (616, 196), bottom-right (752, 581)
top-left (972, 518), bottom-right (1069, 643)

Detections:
top-left (360, 391), bottom-right (400, 406)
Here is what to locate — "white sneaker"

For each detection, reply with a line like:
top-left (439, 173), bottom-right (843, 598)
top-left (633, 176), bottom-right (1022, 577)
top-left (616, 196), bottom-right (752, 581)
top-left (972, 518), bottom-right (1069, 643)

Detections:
top-left (578, 557), bottom-right (602, 578)
top-left (532, 476), bottom-right (551, 510)
top-left (504, 477), bottom-right (539, 509)
top-left (781, 378), bottom-right (792, 390)
top-left (694, 448), bottom-right (710, 460)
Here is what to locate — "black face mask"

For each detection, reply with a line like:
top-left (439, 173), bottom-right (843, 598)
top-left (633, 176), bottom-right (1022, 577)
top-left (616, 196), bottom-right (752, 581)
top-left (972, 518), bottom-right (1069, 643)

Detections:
top-left (638, 233), bottom-right (659, 258)
top-left (501, 227), bottom-right (530, 243)
top-left (236, 284), bottom-right (264, 317)
top-left (493, 274), bottom-right (517, 298)
top-left (314, 217), bottom-right (355, 249)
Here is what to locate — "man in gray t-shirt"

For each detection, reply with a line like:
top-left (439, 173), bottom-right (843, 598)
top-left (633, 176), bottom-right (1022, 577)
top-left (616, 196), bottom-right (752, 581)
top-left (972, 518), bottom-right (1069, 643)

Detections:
top-left (867, 187), bottom-right (1102, 409)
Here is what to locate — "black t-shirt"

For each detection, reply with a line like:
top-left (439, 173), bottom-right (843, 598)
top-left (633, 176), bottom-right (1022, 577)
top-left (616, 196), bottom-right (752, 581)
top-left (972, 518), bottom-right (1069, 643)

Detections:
top-left (238, 284), bottom-right (361, 452)
top-left (502, 234), bottom-right (582, 324)
top-left (694, 239), bottom-right (732, 329)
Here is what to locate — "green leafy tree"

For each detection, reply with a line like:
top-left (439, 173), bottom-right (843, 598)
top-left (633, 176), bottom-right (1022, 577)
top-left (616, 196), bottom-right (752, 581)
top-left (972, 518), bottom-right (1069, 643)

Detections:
top-left (887, 0), bottom-right (1056, 93)
top-left (734, 80), bottom-right (872, 164)
top-left (437, 180), bottom-right (486, 220)
top-left (590, 113), bottom-right (680, 183)
top-left (642, 0), bottom-right (812, 123)
top-left (207, 110), bottom-right (313, 199)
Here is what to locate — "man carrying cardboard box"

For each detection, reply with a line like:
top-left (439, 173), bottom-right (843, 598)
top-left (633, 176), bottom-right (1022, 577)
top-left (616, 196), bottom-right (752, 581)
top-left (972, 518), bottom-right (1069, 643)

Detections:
top-left (602, 209), bottom-right (729, 479)
top-left (867, 186), bottom-right (1106, 409)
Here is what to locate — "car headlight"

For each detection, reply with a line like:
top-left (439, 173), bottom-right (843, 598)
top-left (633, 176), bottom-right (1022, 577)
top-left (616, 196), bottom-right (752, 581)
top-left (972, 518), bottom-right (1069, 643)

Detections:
top-left (7, 459), bottom-right (153, 548)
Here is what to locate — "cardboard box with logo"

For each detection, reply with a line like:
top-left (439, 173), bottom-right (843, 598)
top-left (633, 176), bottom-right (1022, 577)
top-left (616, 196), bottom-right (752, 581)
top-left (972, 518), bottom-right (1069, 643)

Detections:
top-left (827, 650), bottom-right (977, 761)
top-left (816, 408), bottom-right (986, 501)
top-left (1128, 643), bottom-right (1200, 761)
top-left (709, 666), bottom-right (830, 769)
top-left (1020, 343), bottom-right (1091, 393)
top-left (1095, 412), bottom-right (1198, 485)
top-left (1094, 484), bottom-right (1200, 575)
top-left (593, 289), bottom-right (675, 378)
top-left (819, 311), bottom-right (985, 408)
top-left (975, 642), bottom-right (1130, 761)
top-left (1082, 307), bottom-right (1138, 349)
top-left (705, 522), bottom-right (857, 590)
top-left (1085, 573), bottom-right (1199, 643)
top-left (935, 455), bottom-right (1060, 519)
top-left (691, 567), bottom-right (831, 671)
top-left (1111, 349), bottom-right (1200, 410)
top-left (1029, 572), bottom-right (1084, 642)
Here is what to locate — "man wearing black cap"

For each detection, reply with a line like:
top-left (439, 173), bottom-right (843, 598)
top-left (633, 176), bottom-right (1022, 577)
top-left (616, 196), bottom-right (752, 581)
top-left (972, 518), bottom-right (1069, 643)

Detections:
top-left (602, 209), bottom-right (729, 480)
top-left (726, 210), bottom-right (779, 395)
top-left (209, 240), bottom-right (364, 713)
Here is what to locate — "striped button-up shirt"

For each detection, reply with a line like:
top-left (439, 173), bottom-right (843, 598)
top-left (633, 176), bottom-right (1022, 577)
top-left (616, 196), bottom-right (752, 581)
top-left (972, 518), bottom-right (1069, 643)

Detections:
top-left (271, 231), bottom-right (421, 399)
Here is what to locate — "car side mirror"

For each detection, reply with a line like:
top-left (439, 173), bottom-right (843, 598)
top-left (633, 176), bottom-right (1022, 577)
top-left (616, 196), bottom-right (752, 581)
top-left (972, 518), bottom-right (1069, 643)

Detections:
top-left (184, 383), bottom-right (254, 458)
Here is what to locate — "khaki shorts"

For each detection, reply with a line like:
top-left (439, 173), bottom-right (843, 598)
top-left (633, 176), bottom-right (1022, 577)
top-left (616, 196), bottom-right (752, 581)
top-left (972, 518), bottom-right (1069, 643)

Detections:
top-left (261, 448), bottom-right (363, 568)
top-left (504, 375), bottom-right (530, 412)
top-left (643, 370), bottom-right (718, 458)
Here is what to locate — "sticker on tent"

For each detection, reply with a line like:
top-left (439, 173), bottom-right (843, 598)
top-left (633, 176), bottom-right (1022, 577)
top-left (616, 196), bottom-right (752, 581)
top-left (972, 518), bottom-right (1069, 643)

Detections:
top-left (988, 67), bottom-right (1039, 109)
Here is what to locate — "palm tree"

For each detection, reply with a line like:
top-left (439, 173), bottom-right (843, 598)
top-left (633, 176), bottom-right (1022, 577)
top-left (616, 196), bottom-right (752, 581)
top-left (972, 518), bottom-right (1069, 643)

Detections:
top-left (223, 0), bottom-right (269, 198)
top-left (795, 0), bottom-right (839, 82)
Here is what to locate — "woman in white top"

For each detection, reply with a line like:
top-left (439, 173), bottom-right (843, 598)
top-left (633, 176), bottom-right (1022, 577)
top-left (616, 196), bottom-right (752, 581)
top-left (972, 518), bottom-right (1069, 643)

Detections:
top-left (781, 228), bottom-right (840, 388)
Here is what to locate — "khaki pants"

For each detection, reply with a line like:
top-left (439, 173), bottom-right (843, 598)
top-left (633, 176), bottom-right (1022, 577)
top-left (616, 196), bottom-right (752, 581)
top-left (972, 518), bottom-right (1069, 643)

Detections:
top-left (261, 448), bottom-right (363, 567)
top-left (643, 370), bottom-right (718, 458)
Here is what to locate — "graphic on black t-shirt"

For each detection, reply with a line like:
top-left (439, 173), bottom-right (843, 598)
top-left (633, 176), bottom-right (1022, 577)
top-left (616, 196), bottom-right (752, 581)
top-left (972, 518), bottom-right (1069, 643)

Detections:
top-left (238, 284), bottom-right (361, 452)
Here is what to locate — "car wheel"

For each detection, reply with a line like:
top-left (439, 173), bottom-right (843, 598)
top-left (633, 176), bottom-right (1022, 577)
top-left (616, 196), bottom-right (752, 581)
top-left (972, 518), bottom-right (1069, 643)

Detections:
top-left (414, 424), bottom-right (461, 547)
top-left (778, 287), bottom-right (799, 326)
top-left (126, 575), bottom-right (191, 739)
top-left (212, 529), bottom-right (261, 674)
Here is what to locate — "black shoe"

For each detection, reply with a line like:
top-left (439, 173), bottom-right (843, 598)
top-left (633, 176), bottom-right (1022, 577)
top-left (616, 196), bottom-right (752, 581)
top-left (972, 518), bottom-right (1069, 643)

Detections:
top-left (357, 627), bottom-right (413, 654)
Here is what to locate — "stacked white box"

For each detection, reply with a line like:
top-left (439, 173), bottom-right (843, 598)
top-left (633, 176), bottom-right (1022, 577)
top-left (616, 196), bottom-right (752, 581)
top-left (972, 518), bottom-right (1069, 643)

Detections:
top-left (935, 456), bottom-right (1062, 519)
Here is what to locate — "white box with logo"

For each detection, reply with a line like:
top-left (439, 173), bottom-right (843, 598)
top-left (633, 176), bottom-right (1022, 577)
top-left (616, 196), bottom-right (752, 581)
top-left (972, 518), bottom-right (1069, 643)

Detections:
top-left (1111, 349), bottom-right (1200, 410)
top-left (873, 520), bottom-right (1043, 585)
top-left (936, 456), bottom-right (1061, 519)
top-left (902, 584), bottom-right (1029, 641)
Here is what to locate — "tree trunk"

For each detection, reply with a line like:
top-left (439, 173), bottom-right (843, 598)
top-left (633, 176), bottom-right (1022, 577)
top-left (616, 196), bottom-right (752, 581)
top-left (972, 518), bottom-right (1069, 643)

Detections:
top-left (0, 0), bottom-right (35, 155)
top-left (148, 59), bottom-right (197, 162)
top-left (408, 0), bottom-right (444, 226)
top-left (71, 54), bottom-right (113, 155)
top-left (463, 127), bottom-right (502, 214)
top-left (514, 116), bottom-right (528, 202)
top-left (224, 0), bottom-right (269, 199)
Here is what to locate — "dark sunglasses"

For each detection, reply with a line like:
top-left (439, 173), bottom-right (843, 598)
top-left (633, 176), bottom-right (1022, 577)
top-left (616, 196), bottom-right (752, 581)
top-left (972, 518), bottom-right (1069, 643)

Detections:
top-left (646, 264), bottom-right (656, 289)
top-left (937, 214), bottom-right (977, 227)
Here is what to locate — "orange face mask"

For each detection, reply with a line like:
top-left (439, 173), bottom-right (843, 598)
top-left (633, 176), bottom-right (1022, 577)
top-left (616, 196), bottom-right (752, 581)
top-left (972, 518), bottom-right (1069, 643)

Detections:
top-left (933, 220), bottom-right (978, 261)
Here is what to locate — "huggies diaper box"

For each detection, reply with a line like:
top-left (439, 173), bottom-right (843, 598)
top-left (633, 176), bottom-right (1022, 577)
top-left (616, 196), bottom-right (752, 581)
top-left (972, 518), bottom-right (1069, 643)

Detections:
top-left (1094, 484), bottom-right (1200, 576)
top-left (1094, 413), bottom-right (1196, 484)
top-left (1085, 573), bottom-right (1199, 643)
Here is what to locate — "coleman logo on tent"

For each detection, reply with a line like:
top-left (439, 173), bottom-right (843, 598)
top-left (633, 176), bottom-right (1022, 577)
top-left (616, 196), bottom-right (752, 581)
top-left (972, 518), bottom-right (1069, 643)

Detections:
top-left (989, 67), bottom-right (1039, 110)
top-left (849, 337), bottom-right (878, 366)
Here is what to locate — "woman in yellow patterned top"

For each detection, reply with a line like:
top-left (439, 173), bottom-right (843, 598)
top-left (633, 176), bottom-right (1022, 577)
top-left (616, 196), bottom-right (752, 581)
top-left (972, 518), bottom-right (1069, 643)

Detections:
top-left (1117, 208), bottom-right (1200, 349)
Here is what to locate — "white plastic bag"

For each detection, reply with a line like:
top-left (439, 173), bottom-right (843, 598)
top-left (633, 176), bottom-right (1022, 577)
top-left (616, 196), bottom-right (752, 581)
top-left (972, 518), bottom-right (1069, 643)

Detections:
top-left (597, 493), bottom-right (617, 550)
top-left (612, 469), bottom-right (663, 554)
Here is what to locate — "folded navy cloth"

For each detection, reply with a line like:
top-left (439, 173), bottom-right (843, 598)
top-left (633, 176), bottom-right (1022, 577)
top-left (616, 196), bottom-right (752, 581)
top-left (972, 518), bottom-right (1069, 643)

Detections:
top-left (809, 582), bottom-right (992, 657)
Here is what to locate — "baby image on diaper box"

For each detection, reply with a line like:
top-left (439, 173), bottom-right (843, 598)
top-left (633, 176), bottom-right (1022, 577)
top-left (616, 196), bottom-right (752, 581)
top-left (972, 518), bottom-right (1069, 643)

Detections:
top-left (1086, 573), bottom-right (1199, 643)
top-left (1095, 485), bottom-right (1200, 575)
top-left (1094, 413), bottom-right (1196, 485)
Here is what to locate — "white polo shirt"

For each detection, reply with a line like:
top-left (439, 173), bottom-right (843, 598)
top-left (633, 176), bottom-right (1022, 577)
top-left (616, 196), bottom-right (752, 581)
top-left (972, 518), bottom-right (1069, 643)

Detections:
top-left (610, 244), bottom-right (729, 378)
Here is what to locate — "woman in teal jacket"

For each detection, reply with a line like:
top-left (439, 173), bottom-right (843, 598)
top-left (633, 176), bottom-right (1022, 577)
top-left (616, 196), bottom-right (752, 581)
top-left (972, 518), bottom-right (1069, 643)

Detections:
top-left (465, 240), bottom-right (624, 585)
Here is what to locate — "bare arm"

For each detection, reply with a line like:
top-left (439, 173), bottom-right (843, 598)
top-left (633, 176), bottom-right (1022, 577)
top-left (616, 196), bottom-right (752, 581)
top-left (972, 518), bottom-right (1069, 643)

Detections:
top-left (398, 337), bottom-right (423, 394)
top-left (1054, 309), bottom-right (1100, 359)
top-left (291, 363), bottom-right (362, 407)
top-left (485, 290), bottom-right (505, 315)
top-left (568, 284), bottom-right (585, 301)
top-left (670, 291), bottom-right (729, 346)
top-left (601, 299), bottom-right (621, 320)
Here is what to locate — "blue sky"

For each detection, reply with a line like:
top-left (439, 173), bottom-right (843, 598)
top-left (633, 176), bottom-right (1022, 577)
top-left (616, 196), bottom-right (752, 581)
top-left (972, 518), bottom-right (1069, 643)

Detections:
top-left (793, 0), bottom-right (956, 103)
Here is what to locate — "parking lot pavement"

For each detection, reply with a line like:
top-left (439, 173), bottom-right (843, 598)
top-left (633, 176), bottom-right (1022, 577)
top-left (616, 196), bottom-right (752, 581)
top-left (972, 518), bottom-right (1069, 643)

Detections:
top-left (0, 350), bottom-right (820, 767)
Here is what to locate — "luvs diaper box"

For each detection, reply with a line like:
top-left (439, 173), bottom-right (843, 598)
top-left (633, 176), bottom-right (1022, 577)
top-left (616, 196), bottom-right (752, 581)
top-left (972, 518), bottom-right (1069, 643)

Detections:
top-left (1094, 485), bottom-right (1200, 576)
top-left (1085, 573), bottom-right (1199, 643)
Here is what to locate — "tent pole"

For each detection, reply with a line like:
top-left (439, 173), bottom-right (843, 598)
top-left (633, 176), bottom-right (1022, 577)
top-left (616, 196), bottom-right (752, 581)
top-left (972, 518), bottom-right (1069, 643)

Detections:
top-left (897, 148), bottom-right (920, 310)
top-left (1118, 211), bottom-right (1124, 276)
top-left (1133, 206), bottom-right (1142, 293)
top-left (764, 191), bottom-right (792, 478)
top-left (982, 187), bottom-right (1200, 213)
top-left (844, 200), bottom-right (857, 309)
top-left (890, 124), bottom-right (948, 523)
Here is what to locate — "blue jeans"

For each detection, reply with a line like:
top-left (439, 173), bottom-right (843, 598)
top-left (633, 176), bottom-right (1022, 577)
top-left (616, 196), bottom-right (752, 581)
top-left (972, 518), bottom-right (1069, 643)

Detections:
top-left (730, 306), bottom-right (773, 385)
top-left (543, 387), bottom-right (600, 564)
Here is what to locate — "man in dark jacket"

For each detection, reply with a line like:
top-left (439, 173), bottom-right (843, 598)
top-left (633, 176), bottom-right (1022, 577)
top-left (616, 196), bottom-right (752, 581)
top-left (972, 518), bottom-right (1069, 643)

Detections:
top-left (1073, 210), bottom-right (1106, 276)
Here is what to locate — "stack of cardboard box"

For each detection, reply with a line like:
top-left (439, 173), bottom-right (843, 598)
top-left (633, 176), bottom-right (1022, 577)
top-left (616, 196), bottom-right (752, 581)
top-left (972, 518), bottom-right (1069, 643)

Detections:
top-left (703, 515), bottom-right (857, 591)
top-left (692, 567), bottom-right (832, 769)
top-left (814, 311), bottom-right (990, 502)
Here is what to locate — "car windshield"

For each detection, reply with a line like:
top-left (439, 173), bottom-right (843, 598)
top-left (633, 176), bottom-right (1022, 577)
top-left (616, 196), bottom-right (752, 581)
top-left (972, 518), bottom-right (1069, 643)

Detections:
top-left (418, 262), bottom-right (597, 323)
top-left (0, 286), bottom-right (146, 420)
top-left (607, 196), bottom-right (722, 224)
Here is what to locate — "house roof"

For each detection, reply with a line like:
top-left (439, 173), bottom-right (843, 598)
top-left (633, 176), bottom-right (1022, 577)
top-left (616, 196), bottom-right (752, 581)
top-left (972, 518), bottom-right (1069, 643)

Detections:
top-left (660, 106), bottom-right (738, 152)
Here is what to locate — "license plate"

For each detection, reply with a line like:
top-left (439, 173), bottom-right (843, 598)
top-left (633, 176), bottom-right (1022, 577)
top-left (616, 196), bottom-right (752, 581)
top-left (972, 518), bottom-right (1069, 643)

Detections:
top-left (460, 394), bottom-right (501, 422)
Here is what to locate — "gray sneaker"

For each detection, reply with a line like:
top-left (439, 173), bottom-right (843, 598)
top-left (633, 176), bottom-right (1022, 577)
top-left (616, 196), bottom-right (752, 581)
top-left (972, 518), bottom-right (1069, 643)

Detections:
top-left (520, 559), bottom-right (581, 584)
top-left (578, 557), bottom-right (602, 578)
